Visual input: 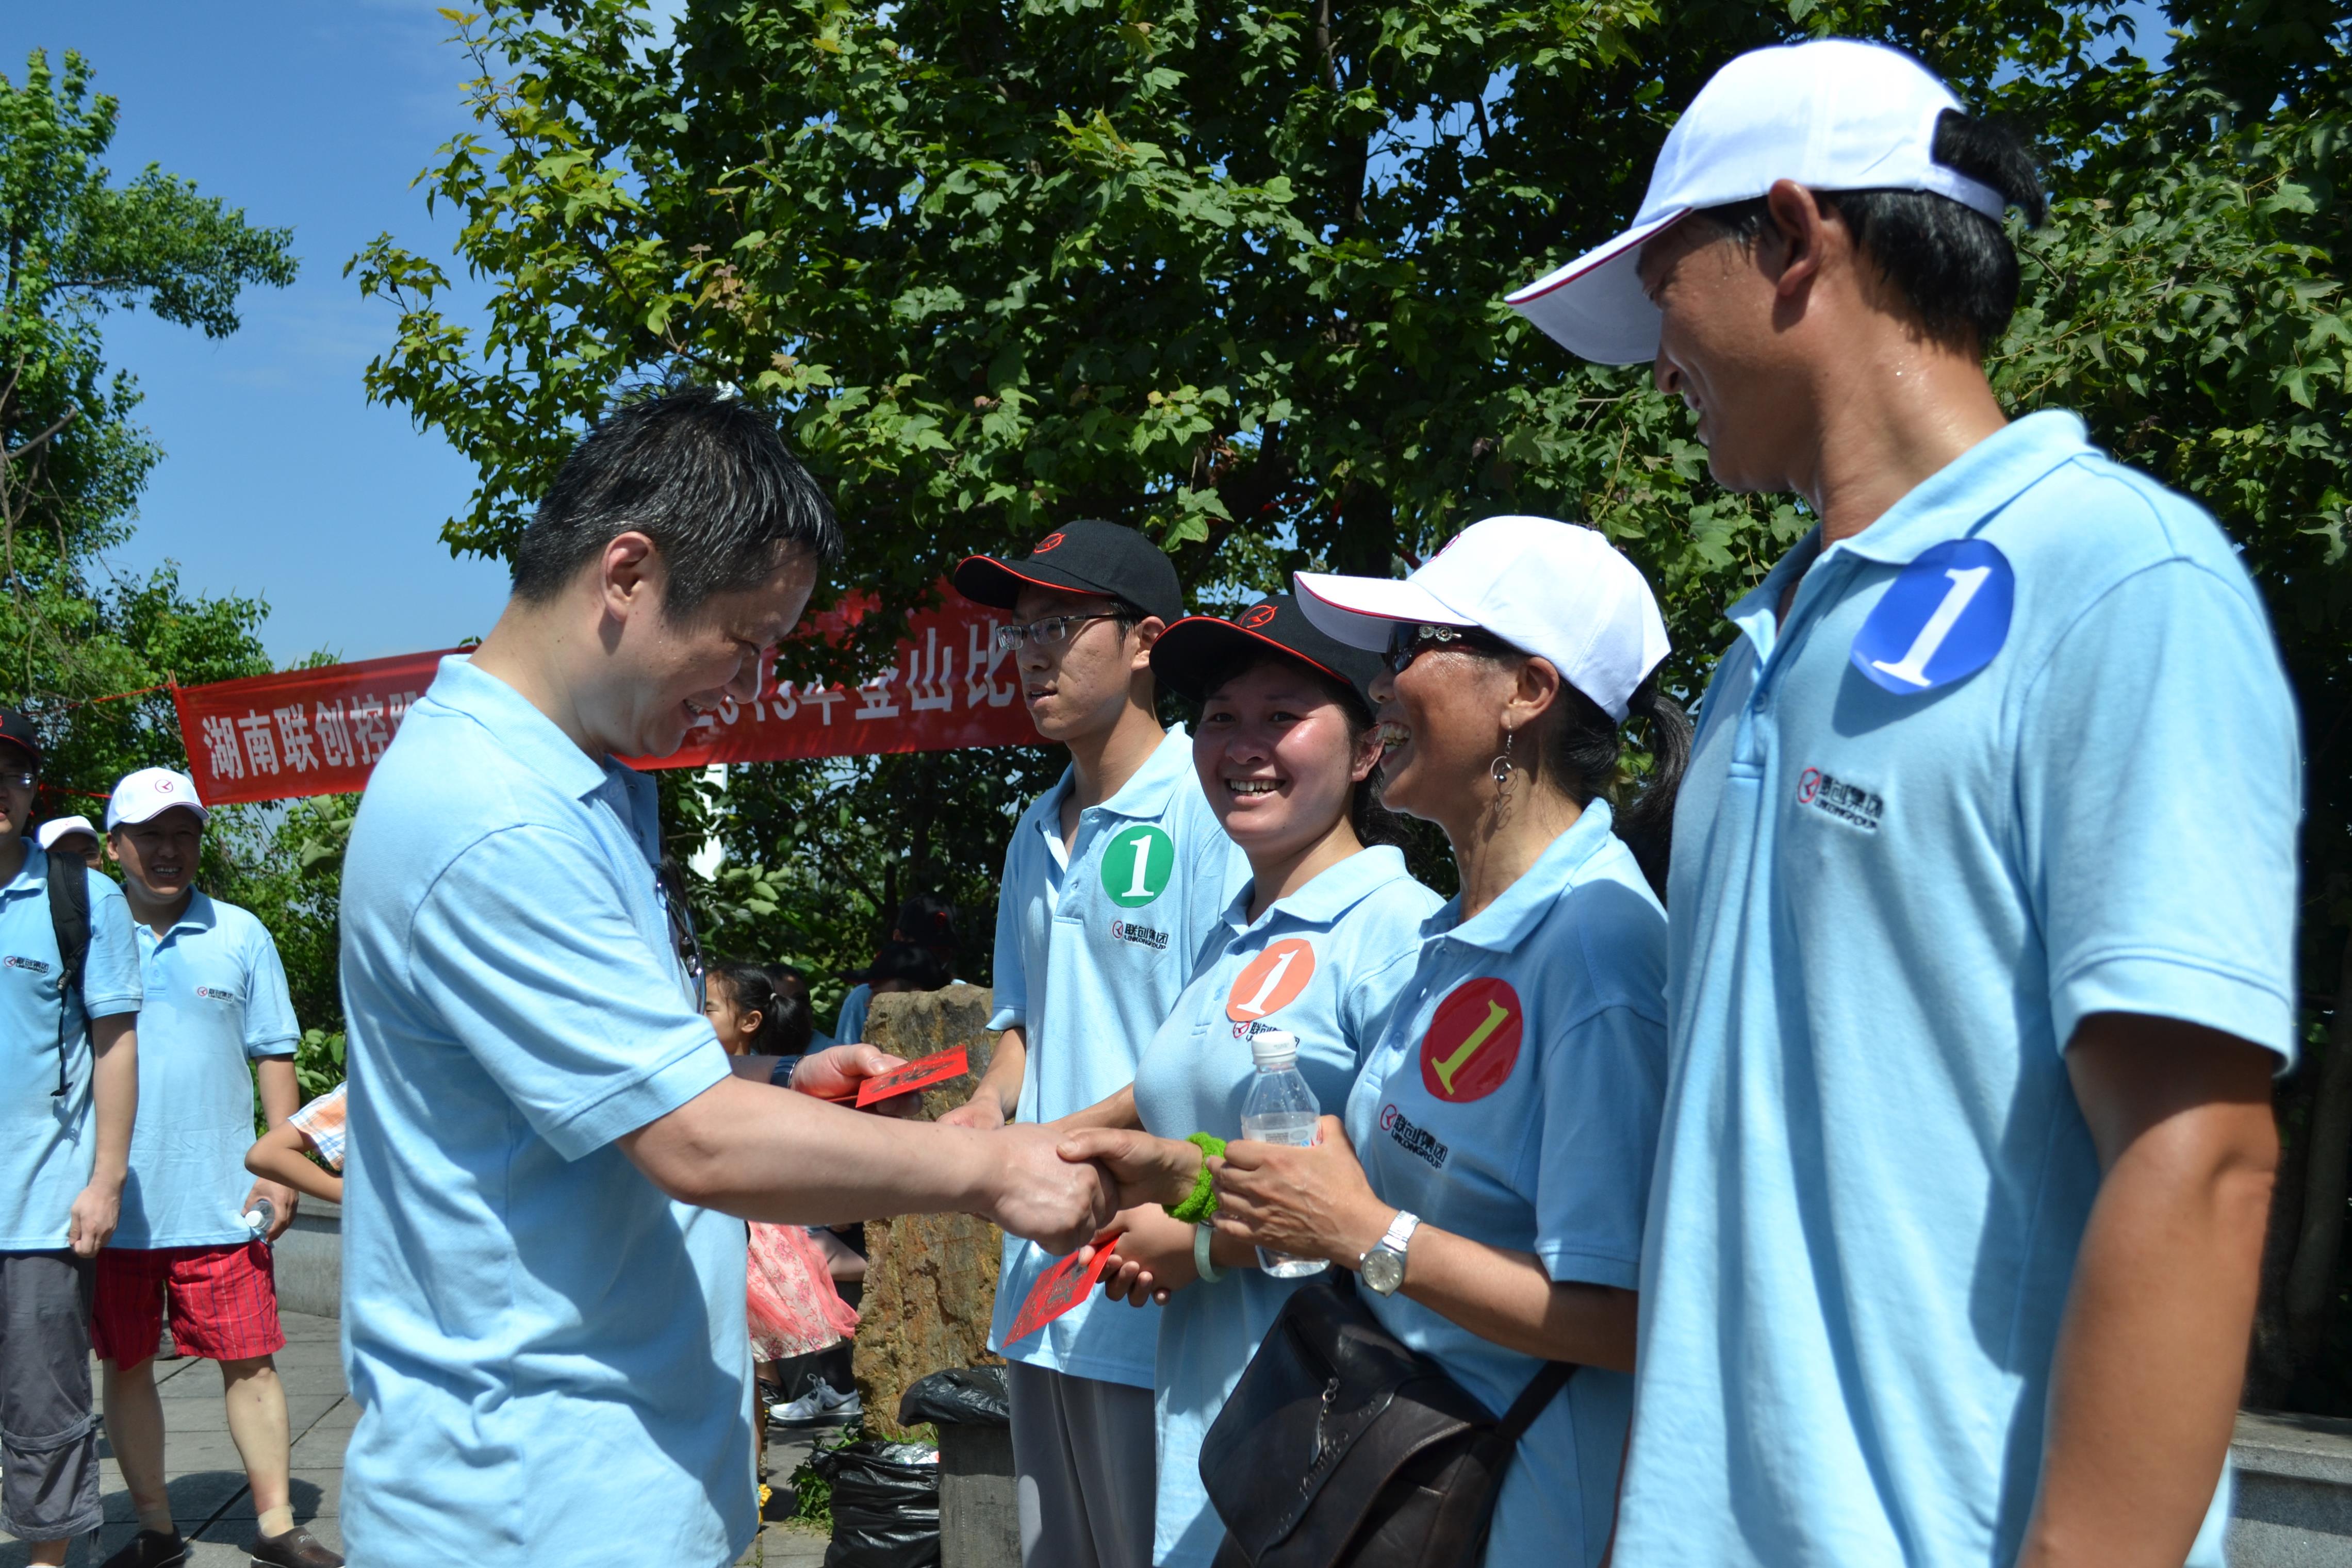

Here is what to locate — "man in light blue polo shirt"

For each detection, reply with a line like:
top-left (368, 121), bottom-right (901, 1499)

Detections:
top-left (1511, 40), bottom-right (2299, 1567)
top-left (0, 709), bottom-right (142, 1567)
top-left (94, 767), bottom-right (332, 1568)
top-left (338, 389), bottom-right (1117, 1568)
top-left (942, 522), bottom-right (1249, 1568)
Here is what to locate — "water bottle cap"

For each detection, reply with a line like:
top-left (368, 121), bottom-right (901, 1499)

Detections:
top-left (1251, 1030), bottom-right (1299, 1069)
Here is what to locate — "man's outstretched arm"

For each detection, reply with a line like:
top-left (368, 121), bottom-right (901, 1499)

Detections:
top-left (620, 1067), bottom-right (1114, 1253)
top-left (2019, 1013), bottom-right (2279, 1568)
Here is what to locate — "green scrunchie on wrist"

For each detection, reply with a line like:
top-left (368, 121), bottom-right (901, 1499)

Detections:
top-left (1166, 1133), bottom-right (1227, 1224)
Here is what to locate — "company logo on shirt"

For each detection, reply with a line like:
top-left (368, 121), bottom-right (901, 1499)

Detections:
top-left (1849, 537), bottom-right (2015, 694)
top-left (3, 954), bottom-right (51, 976)
top-left (1795, 768), bottom-right (1884, 832)
top-left (1108, 918), bottom-right (1170, 951)
top-left (1101, 824), bottom-right (1176, 908)
top-left (1226, 938), bottom-right (1315, 1021)
top-left (1418, 978), bottom-right (1523, 1102)
top-left (1380, 1102), bottom-right (1450, 1170)
top-left (193, 985), bottom-right (238, 1003)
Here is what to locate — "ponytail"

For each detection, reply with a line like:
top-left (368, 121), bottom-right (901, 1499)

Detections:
top-left (1615, 674), bottom-right (1691, 901)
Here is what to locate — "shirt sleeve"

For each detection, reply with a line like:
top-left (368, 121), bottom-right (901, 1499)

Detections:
top-left (1529, 1002), bottom-right (1669, 1291)
top-left (241, 922), bottom-right (301, 1058)
top-left (986, 829), bottom-right (1030, 1032)
top-left (407, 823), bottom-right (731, 1162)
top-left (79, 873), bottom-right (142, 1018)
top-left (288, 1082), bottom-right (349, 1170)
top-left (2016, 557), bottom-right (2301, 1062)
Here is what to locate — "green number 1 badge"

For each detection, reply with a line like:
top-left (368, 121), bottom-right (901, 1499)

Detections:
top-left (1103, 824), bottom-right (1175, 907)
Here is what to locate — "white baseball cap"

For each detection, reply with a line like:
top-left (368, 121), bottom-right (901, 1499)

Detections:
top-left (106, 767), bottom-right (209, 831)
top-left (1505, 39), bottom-right (2010, 365)
top-left (36, 816), bottom-right (97, 851)
top-left (1293, 516), bottom-right (1670, 721)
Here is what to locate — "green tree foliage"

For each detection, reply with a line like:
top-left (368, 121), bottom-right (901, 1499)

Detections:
top-left (0, 52), bottom-right (334, 1050)
top-left (357, 0), bottom-right (2350, 1396)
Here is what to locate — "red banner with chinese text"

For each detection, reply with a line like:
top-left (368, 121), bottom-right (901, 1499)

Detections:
top-left (170, 593), bottom-right (1041, 805)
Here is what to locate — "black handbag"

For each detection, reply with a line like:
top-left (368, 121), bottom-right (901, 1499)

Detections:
top-left (1199, 1270), bottom-right (1575, 1568)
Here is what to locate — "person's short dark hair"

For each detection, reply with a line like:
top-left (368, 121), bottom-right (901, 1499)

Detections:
top-left (892, 893), bottom-right (959, 955)
top-left (1697, 110), bottom-right (2045, 352)
top-left (849, 940), bottom-right (951, 991)
top-left (766, 991), bottom-right (814, 1057)
top-left (765, 963), bottom-right (811, 1004)
top-left (511, 386), bottom-right (844, 616)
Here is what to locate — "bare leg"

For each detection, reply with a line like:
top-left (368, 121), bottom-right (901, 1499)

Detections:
top-left (221, 1355), bottom-right (294, 1538)
top-left (101, 1356), bottom-right (176, 1536)
top-left (25, 1539), bottom-right (67, 1565)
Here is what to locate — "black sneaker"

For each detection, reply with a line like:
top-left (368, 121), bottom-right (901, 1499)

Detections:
top-left (249, 1525), bottom-right (344, 1568)
top-left (98, 1530), bottom-right (187, 1568)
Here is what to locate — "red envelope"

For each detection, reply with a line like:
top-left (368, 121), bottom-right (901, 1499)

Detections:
top-left (803, 1044), bottom-right (971, 1106)
top-left (1003, 1237), bottom-right (1123, 1345)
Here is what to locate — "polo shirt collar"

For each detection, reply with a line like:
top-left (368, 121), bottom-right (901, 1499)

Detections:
top-left (1835, 410), bottom-right (2094, 566)
top-left (1226, 844), bottom-right (1413, 934)
top-left (429, 655), bottom-right (615, 800)
top-left (139, 890), bottom-right (217, 944)
top-left (1440, 798), bottom-right (1619, 953)
top-left (1096, 725), bottom-right (1194, 821)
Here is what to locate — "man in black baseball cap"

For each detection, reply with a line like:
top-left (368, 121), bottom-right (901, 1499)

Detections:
top-left (945, 523), bottom-right (1248, 1568)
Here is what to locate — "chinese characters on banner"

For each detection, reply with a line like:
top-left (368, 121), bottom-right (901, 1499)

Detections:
top-left (169, 592), bottom-right (1042, 806)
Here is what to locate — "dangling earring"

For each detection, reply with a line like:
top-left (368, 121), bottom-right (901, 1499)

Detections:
top-left (1489, 727), bottom-right (1516, 794)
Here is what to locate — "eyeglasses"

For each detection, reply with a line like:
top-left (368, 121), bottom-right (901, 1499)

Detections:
top-left (659, 864), bottom-right (709, 1011)
top-left (994, 612), bottom-right (1123, 653)
top-left (0, 772), bottom-right (35, 790)
top-left (1382, 622), bottom-right (1515, 674)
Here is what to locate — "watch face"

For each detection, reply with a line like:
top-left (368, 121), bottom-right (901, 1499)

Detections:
top-left (1362, 1248), bottom-right (1405, 1296)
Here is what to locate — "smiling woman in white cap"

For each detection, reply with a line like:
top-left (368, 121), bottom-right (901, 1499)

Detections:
top-left (1071, 516), bottom-right (1685, 1566)
top-left (1508, 37), bottom-right (2299, 1568)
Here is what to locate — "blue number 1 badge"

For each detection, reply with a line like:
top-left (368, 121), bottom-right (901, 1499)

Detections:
top-left (1850, 538), bottom-right (2015, 694)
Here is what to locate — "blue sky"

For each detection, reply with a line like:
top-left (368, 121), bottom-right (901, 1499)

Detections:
top-left (0, 4), bottom-right (526, 665)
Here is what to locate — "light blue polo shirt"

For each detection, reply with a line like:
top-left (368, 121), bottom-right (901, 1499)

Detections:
top-left (834, 983), bottom-right (870, 1046)
top-left (339, 656), bottom-right (751, 1568)
top-left (1614, 411), bottom-right (2301, 1568)
top-left (116, 892), bottom-right (301, 1249)
top-left (0, 846), bottom-right (142, 1250)
top-left (1132, 845), bottom-right (1441, 1567)
top-left (985, 726), bottom-right (1251, 1385)
top-left (1340, 801), bottom-right (1668, 1568)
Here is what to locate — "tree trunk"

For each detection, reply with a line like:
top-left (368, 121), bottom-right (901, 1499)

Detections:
top-left (2282, 926), bottom-right (2352, 1391)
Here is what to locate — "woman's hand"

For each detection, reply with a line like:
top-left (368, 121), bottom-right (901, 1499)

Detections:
top-left (1058, 1127), bottom-right (1207, 1212)
top-left (1085, 1206), bottom-right (1199, 1306)
top-left (1212, 1116), bottom-right (1392, 1269)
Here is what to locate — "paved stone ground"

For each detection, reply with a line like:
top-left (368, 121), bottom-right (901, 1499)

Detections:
top-left (0, 1311), bottom-right (351, 1567)
top-left (0, 1309), bottom-right (845, 1568)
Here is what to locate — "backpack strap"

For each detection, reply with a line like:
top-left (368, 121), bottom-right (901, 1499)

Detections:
top-left (45, 848), bottom-right (90, 1099)
top-left (1461, 1360), bottom-right (1578, 1567)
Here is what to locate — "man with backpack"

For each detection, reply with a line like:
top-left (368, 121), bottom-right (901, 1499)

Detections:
top-left (0, 709), bottom-right (144, 1566)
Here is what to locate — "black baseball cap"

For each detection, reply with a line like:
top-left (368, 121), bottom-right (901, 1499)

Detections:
top-left (0, 708), bottom-right (44, 769)
top-left (953, 519), bottom-right (1183, 625)
top-left (1149, 595), bottom-right (1385, 709)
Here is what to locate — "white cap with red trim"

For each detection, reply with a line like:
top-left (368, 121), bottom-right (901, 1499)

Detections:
top-left (1292, 516), bottom-right (1669, 722)
top-left (1504, 39), bottom-right (2006, 365)
top-left (105, 767), bottom-right (210, 831)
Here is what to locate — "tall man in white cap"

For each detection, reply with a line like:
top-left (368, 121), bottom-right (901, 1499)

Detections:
top-left (92, 767), bottom-right (336, 1568)
top-left (1509, 38), bottom-right (2299, 1568)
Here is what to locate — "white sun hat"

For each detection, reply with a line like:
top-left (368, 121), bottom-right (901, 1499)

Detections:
top-left (1292, 516), bottom-right (1670, 721)
top-left (36, 815), bottom-right (98, 850)
top-left (1505, 38), bottom-right (2010, 365)
top-left (105, 766), bottom-right (210, 831)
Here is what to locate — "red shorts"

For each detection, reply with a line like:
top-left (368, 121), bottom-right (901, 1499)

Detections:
top-left (92, 1241), bottom-right (286, 1364)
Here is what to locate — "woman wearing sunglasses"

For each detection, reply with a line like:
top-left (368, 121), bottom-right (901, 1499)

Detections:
top-left (1079, 516), bottom-right (1688, 1566)
top-left (1072, 595), bottom-right (1442, 1567)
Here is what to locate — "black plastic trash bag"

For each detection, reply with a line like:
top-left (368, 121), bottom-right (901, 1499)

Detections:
top-left (816, 1438), bottom-right (941, 1568)
top-left (898, 1365), bottom-right (1012, 1428)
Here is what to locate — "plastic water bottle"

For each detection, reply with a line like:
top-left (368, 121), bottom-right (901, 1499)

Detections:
top-left (1238, 1030), bottom-right (1327, 1279)
top-left (242, 1198), bottom-right (275, 1242)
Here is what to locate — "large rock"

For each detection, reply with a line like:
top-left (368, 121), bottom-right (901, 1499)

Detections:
top-left (854, 983), bottom-right (1007, 1438)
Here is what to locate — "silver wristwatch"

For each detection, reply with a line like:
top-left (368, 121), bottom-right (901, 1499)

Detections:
top-left (1359, 1211), bottom-right (1420, 1296)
